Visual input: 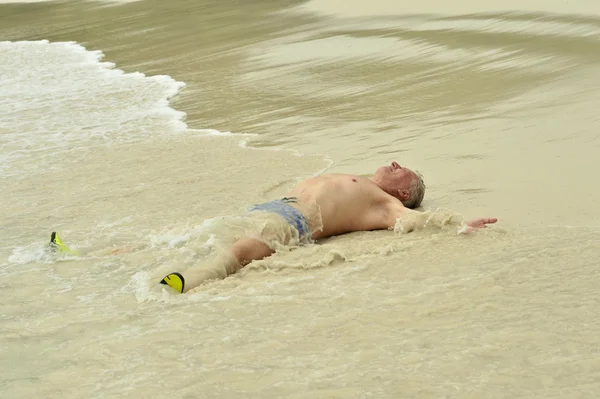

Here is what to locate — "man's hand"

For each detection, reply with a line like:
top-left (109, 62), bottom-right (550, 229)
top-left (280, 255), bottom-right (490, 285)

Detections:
top-left (465, 218), bottom-right (498, 229)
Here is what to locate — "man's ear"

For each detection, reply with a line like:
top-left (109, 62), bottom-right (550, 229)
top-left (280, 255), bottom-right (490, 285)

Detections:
top-left (398, 189), bottom-right (410, 201)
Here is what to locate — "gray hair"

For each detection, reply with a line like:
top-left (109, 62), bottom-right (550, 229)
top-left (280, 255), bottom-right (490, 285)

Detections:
top-left (401, 171), bottom-right (426, 209)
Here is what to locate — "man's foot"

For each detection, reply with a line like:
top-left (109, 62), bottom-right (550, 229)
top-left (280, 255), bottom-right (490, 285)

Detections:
top-left (160, 272), bottom-right (185, 293)
top-left (49, 232), bottom-right (80, 255)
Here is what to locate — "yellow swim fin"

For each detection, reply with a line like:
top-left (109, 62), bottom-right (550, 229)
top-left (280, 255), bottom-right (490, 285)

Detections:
top-left (49, 232), bottom-right (80, 256)
top-left (160, 272), bottom-right (185, 293)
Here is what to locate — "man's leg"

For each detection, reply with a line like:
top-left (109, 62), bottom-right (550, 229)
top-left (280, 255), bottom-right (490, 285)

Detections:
top-left (161, 237), bottom-right (275, 293)
top-left (230, 237), bottom-right (276, 269)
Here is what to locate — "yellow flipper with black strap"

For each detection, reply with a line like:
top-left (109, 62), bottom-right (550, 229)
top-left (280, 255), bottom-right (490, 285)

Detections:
top-left (49, 232), bottom-right (80, 256)
top-left (160, 272), bottom-right (185, 293)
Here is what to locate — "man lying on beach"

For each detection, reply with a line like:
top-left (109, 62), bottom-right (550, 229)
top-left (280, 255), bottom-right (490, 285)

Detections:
top-left (154, 161), bottom-right (497, 293)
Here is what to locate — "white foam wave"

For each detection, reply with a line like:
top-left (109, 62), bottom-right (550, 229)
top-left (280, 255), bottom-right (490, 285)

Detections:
top-left (0, 40), bottom-right (187, 178)
top-left (145, 218), bottom-right (234, 260)
top-left (191, 128), bottom-right (243, 136)
top-left (6, 243), bottom-right (63, 266)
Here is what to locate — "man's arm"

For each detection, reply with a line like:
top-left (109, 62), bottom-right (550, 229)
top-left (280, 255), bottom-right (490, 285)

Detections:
top-left (381, 200), bottom-right (497, 233)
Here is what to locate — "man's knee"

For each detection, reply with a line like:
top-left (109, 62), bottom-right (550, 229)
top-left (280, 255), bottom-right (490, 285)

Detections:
top-left (231, 238), bottom-right (274, 266)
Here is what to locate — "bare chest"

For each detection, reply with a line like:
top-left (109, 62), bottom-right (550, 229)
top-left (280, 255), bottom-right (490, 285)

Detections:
top-left (308, 176), bottom-right (388, 237)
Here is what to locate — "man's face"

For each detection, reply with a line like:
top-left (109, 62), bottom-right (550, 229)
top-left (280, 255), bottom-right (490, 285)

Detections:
top-left (375, 161), bottom-right (417, 192)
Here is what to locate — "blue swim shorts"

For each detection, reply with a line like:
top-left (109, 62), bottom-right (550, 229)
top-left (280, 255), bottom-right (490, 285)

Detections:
top-left (249, 197), bottom-right (311, 242)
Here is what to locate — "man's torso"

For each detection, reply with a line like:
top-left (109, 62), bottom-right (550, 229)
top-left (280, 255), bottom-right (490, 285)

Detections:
top-left (286, 173), bottom-right (396, 239)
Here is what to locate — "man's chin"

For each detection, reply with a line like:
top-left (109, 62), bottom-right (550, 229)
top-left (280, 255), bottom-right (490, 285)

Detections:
top-left (374, 166), bottom-right (388, 177)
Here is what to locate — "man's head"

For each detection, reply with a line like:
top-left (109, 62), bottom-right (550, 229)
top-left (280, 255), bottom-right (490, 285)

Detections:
top-left (373, 161), bottom-right (425, 209)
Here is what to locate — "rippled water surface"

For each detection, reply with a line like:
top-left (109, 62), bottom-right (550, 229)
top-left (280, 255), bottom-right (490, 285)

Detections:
top-left (2, 0), bottom-right (600, 397)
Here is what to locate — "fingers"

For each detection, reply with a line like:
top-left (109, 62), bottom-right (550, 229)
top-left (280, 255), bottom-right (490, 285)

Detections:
top-left (480, 218), bottom-right (498, 227)
top-left (467, 217), bottom-right (498, 228)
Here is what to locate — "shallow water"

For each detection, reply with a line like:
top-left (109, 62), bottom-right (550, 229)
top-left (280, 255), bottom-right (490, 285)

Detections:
top-left (1, 0), bottom-right (600, 397)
